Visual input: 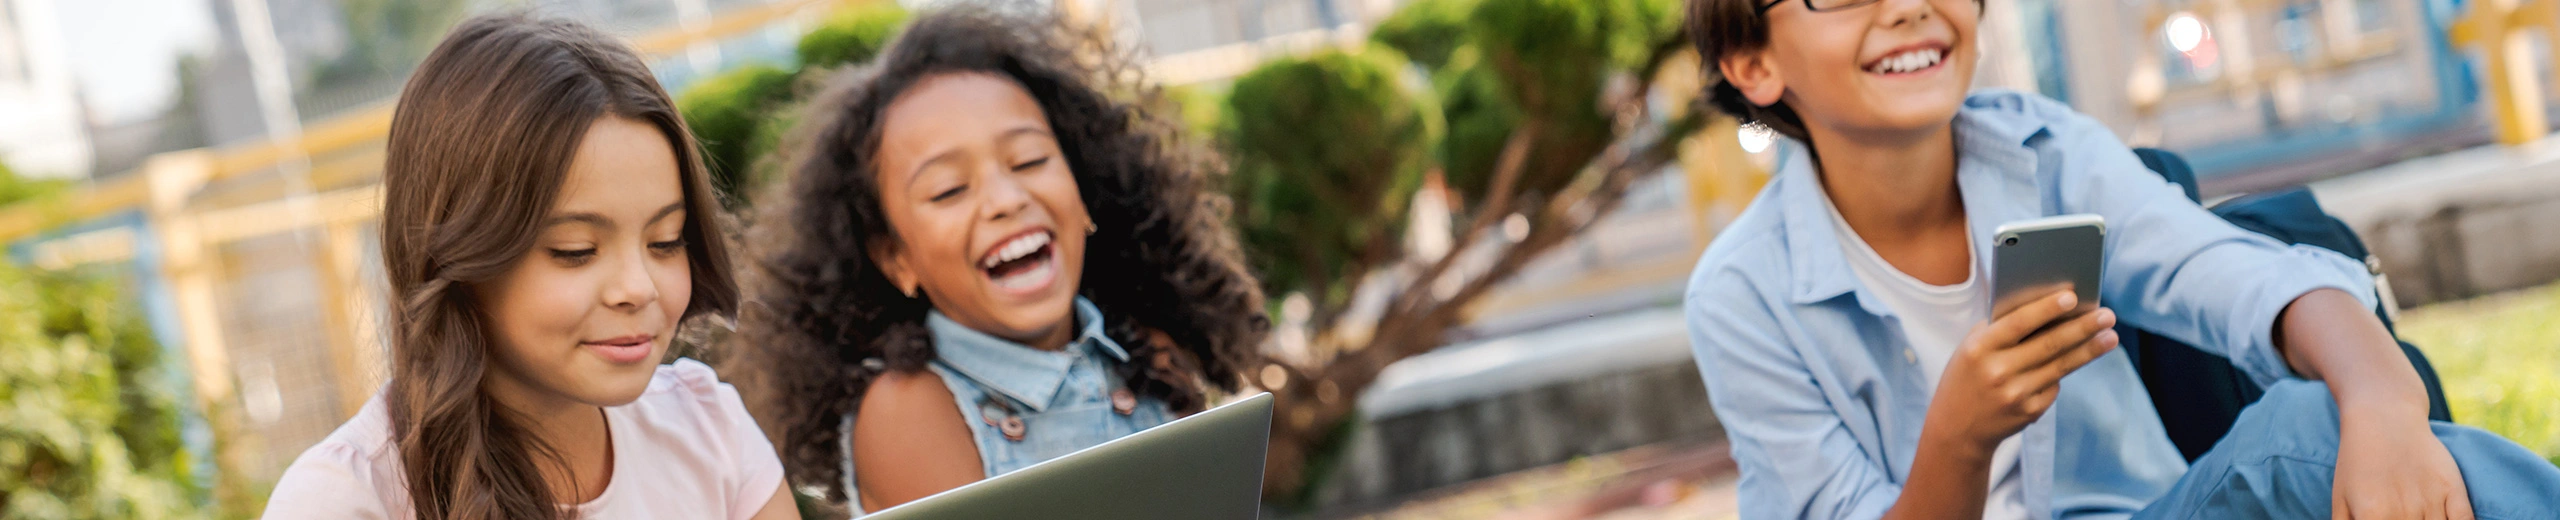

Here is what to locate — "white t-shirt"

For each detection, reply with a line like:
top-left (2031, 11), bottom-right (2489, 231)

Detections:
top-left (261, 359), bottom-right (785, 520)
top-left (1828, 205), bottom-right (2028, 520)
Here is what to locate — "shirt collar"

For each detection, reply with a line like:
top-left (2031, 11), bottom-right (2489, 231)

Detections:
top-left (925, 297), bottom-right (1126, 411)
top-left (1775, 96), bottom-right (2052, 307)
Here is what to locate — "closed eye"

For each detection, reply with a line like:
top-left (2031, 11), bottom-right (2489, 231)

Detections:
top-left (549, 248), bottom-right (597, 264)
top-left (1011, 157), bottom-right (1049, 171)
top-left (931, 185), bottom-right (966, 202)
top-left (648, 239), bottom-right (687, 253)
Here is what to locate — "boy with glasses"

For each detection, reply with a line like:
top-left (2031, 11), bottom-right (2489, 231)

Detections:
top-left (1679, 0), bottom-right (2560, 518)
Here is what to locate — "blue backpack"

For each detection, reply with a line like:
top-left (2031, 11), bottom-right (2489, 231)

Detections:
top-left (2124, 148), bottom-right (2452, 462)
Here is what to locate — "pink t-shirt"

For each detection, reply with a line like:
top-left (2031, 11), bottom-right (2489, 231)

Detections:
top-left (261, 359), bottom-right (785, 519)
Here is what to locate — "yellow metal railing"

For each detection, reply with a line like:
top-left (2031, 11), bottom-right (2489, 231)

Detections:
top-left (2451, 0), bottom-right (2560, 145)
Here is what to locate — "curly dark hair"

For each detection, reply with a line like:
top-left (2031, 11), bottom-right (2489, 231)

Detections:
top-left (723, 9), bottom-right (1270, 502)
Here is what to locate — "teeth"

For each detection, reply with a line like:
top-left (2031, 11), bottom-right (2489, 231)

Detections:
top-left (990, 256), bottom-right (1055, 290)
top-left (981, 232), bottom-right (1053, 269)
top-left (1871, 48), bottom-right (1942, 74)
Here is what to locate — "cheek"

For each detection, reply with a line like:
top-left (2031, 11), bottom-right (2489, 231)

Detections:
top-left (1031, 168), bottom-right (1088, 227)
top-left (658, 254), bottom-right (693, 325)
top-left (885, 203), bottom-right (982, 291)
top-left (485, 263), bottom-right (593, 352)
top-left (1941, 0), bottom-right (1981, 29)
top-left (897, 209), bottom-right (971, 267)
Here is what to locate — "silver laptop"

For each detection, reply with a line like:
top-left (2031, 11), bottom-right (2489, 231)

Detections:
top-left (865, 393), bottom-right (1274, 520)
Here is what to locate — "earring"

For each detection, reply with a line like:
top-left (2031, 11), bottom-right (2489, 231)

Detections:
top-left (900, 282), bottom-right (918, 298)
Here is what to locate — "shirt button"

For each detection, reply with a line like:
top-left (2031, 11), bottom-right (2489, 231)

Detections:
top-left (999, 416), bottom-right (1028, 442)
top-left (1903, 348), bottom-right (1918, 364)
top-left (1111, 389), bottom-right (1137, 416)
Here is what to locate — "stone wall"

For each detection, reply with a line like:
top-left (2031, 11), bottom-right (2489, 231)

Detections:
top-left (2314, 144), bottom-right (2560, 308)
top-left (1307, 309), bottom-right (1722, 511)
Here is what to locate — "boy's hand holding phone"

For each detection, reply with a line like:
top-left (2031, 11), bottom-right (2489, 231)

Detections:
top-left (1928, 289), bottom-right (2120, 453)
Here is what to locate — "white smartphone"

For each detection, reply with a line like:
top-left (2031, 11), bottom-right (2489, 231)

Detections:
top-left (1991, 214), bottom-right (2106, 319)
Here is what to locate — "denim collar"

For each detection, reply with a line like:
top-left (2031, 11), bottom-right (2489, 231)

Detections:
top-left (925, 297), bottom-right (1126, 412)
top-left (1774, 99), bottom-right (2052, 312)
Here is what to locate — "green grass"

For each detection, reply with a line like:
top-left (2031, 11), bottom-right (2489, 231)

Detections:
top-left (2395, 282), bottom-right (2560, 465)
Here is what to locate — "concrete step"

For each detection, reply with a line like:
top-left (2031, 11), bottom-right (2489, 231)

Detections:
top-left (2308, 140), bottom-right (2560, 308)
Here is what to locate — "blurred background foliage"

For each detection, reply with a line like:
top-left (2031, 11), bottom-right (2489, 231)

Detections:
top-left (1220, 46), bottom-right (1437, 316)
top-left (0, 163), bottom-right (208, 519)
top-left (678, 2), bottom-right (909, 205)
top-left (1217, 0), bottom-right (1693, 501)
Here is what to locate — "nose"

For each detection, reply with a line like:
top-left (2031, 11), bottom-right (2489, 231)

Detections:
top-left (601, 247), bottom-right (661, 313)
top-left (981, 166), bottom-right (1034, 222)
top-left (1876, 0), bottom-right (1932, 28)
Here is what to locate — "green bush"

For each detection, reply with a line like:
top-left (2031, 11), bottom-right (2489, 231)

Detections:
top-left (1428, 50), bottom-right (1522, 203)
top-left (1220, 46), bottom-right (1437, 308)
top-left (677, 64), bottom-right (799, 205)
top-left (1458, 0), bottom-right (1623, 197)
top-left (1369, 0), bottom-right (1479, 70)
top-left (0, 169), bottom-right (205, 519)
top-left (796, 3), bottom-right (909, 71)
top-left (678, 2), bottom-right (908, 206)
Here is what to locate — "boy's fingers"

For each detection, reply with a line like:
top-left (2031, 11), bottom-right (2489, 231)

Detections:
top-left (2018, 382), bottom-right (2060, 417)
top-left (2023, 328), bottom-right (2120, 388)
top-left (1983, 289), bottom-right (2077, 348)
top-left (2017, 308), bottom-right (2116, 366)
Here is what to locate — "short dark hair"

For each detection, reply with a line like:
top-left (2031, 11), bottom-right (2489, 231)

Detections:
top-left (1686, 0), bottom-right (1811, 142)
top-left (1684, 0), bottom-right (1982, 143)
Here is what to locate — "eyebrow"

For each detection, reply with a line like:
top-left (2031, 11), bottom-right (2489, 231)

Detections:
top-left (903, 126), bottom-right (1057, 185)
top-left (541, 202), bottom-right (687, 230)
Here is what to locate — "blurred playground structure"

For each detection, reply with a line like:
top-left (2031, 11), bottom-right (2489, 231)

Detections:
top-left (5, 0), bottom-right (2560, 515)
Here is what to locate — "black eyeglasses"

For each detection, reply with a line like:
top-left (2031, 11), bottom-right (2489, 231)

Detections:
top-left (1757, 0), bottom-right (1885, 14)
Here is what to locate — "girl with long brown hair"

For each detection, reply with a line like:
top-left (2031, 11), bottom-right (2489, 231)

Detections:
top-left (262, 13), bottom-right (796, 520)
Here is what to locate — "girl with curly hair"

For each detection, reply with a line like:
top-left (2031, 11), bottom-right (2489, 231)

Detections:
top-left (724, 9), bottom-right (1269, 514)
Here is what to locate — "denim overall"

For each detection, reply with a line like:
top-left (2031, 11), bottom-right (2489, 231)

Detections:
top-left (842, 297), bottom-right (1174, 515)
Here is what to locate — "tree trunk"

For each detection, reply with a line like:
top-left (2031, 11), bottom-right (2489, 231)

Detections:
top-left (1256, 109), bottom-right (1694, 502)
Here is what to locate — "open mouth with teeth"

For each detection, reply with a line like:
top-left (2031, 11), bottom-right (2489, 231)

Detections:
top-left (1863, 46), bottom-right (1948, 76)
top-left (980, 230), bottom-right (1058, 294)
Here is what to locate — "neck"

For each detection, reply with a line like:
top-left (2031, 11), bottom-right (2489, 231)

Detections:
top-left (1024, 313), bottom-right (1078, 352)
top-left (484, 374), bottom-right (614, 505)
top-left (1807, 123), bottom-right (1965, 237)
top-left (1804, 122), bottom-right (1977, 286)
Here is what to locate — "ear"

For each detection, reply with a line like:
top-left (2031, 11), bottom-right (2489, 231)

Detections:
top-left (1719, 47), bottom-right (1787, 108)
top-left (868, 238), bottom-right (920, 298)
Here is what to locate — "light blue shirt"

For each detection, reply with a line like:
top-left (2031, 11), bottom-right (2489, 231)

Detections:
top-left (1683, 90), bottom-right (2377, 520)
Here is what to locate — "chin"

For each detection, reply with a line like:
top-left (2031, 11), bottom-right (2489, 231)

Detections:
top-left (991, 296), bottom-right (1079, 338)
top-left (1885, 102), bottom-right (1965, 130)
top-left (570, 363), bottom-right (661, 407)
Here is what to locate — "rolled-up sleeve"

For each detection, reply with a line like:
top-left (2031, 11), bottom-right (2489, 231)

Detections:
top-left (1688, 269), bottom-right (1900, 520)
top-left (2045, 112), bottom-right (2377, 387)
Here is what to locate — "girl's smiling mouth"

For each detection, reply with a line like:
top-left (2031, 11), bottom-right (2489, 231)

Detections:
top-left (980, 229), bottom-right (1058, 296)
top-left (583, 334), bottom-right (656, 365)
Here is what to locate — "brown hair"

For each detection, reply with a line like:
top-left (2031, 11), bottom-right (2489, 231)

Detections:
top-left (379, 13), bottom-right (735, 519)
top-left (725, 10), bottom-right (1267, 502)
top-left (1684, 0), bottom-right (1981, 142)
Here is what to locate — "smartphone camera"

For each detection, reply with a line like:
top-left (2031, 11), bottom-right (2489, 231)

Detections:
top-left (2002, 236), bottom-right (2019, 247)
